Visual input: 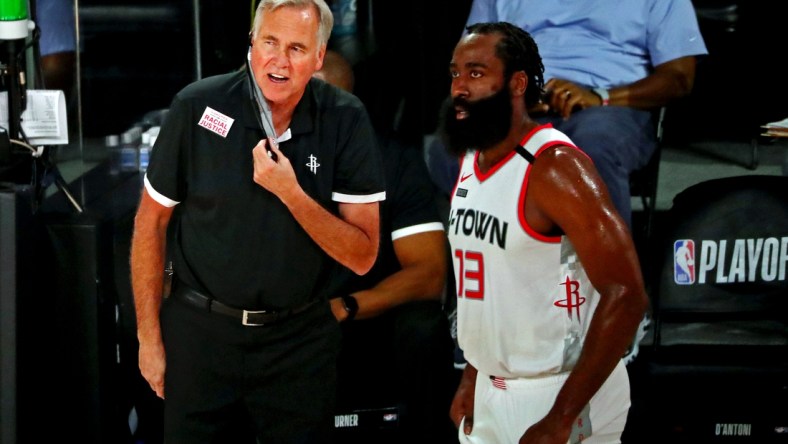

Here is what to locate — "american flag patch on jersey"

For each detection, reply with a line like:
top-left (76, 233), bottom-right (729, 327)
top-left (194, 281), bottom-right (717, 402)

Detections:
top-left (490, 376), bottom-right (507, 390)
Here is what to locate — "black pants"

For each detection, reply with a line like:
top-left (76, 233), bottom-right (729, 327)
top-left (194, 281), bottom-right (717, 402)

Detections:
top-left (161, 293), bottom-right (341, 444)
top-left (336, 300), bottom-right (457, 443)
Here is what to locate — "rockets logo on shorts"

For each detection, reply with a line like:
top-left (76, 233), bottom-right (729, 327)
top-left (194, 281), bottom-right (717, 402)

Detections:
top-left (198, 106), bottom-right (234, 138)
top-left (674, 239), bottom-right (695, 285)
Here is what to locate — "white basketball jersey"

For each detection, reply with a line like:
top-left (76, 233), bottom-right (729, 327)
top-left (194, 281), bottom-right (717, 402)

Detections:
top-left (448, 125), bottom-right (601, 379)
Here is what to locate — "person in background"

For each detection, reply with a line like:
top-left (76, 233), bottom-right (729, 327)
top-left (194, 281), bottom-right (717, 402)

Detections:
top-left (312, 49), bottom-right (354, 92)
top-left (465, 0), bottom-right (707, 227)
top-left (444, 22), bottom-right (649, 443)
top-left (130, 1), bottom-right (385, 442)
top-left (316, 49), bottom-right (458, 443)
top-left (36, 0), bottom-right (77, 97)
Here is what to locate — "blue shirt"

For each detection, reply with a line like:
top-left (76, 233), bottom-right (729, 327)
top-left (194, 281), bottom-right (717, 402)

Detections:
top-left (37, 0), bottom-right (76, 56)
top-left (466, 0), bottom-right (708, 89)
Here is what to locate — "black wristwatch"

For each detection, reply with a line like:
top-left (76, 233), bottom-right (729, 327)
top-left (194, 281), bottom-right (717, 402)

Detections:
top-left (340, 294), bottom-right (359, 321)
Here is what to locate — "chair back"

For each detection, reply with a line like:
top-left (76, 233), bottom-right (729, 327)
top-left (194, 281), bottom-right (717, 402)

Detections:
top-left (651, 175), bottom-right (788, 364)
top-left (635, 175), bottom-right (788, 443)
top-left (630, 106), bottom-right (666, 241)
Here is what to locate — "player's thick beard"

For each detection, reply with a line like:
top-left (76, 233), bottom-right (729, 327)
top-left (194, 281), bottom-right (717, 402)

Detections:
top-left (439, 86), bottom-right (513, 157)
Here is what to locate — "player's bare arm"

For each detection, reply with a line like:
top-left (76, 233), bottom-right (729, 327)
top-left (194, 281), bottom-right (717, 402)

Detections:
top-left (521, 146), bottom-right (648, 441)
top-left (451, 362), bottom-right (478, 434)
top-left (331, 230), bottom-right (446, 321)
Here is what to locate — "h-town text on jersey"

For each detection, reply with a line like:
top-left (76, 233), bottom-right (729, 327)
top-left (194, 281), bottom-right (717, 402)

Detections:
top-left (449, 208), bottom-right (508, 249)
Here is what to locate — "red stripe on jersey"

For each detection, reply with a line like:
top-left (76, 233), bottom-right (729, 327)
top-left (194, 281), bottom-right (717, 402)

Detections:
top-left (490, 376), bottom-right (507, 390)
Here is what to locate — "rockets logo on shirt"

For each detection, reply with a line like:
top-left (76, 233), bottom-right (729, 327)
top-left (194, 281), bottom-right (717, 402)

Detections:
top-left (672, 236), bottom-right (787, 285)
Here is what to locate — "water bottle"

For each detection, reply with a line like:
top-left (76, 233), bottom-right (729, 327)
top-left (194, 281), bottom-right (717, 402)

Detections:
top-left (106, 134), bottom-right (120, 175)
top-left (138, 132), bottom-right (151, 173)
top-left (147, 126), bottom-right (160, 143)
top-left (120, 130), bottom-right (140, 172)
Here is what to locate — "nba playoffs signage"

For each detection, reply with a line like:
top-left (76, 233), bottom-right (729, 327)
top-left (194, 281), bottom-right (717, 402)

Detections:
top-left (674, 237), bottom-right (788, 285)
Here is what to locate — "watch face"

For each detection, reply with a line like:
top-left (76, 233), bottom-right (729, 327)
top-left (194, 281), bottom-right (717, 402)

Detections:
top-left (342, 294), bottom-right (359, 320)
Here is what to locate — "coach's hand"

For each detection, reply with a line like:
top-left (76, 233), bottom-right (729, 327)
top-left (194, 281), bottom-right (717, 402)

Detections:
top-left (139, 338), bottom-right (166, 399)
top-left (252, 139), bottom-right (299, 202)
top-left (451, 363), bottom-right (478, 435)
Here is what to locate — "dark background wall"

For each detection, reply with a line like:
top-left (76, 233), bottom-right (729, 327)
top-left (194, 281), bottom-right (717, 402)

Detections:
top-left (663, 1), bottom-right (785, 144)
top-left (75, 1), bottom-right (784, 148)
top-left (77, 0), bottom-right (474, 146)
top-left (78, 0), bottom-right (197, 138)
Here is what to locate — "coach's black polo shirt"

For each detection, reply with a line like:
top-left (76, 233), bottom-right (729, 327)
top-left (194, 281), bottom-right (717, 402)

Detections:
top-left (145, 71), bottom-right (385, 309)
top-left (326, 140), bottom-right (446, 297)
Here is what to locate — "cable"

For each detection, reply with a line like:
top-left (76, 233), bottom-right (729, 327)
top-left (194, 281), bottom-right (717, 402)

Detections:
top-left (10, 138), bottom-right (37, 154)
top-left (13, 133), bottom-right (84, 214)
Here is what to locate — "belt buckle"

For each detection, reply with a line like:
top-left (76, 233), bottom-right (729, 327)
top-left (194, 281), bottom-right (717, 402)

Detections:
top-left (242, 309), bottom-right (269, 326)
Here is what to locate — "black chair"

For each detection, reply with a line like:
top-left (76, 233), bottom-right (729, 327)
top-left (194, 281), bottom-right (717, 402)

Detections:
top-left (629, 175), bottom-right (788, 443)
top-left (629, 106), bottom-right (666, 243)
top-left (333, 300), bottom-right (457, 444)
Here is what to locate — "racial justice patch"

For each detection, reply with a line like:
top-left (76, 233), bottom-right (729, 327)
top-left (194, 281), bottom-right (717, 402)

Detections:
top-left (198, 107), bottom-right (235, 138)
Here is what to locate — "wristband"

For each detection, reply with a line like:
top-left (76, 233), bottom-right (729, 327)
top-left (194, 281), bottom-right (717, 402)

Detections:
top-left (340, 294), bottom-right (358, 321)
top-left (593, 88), bottom-right (610, 106)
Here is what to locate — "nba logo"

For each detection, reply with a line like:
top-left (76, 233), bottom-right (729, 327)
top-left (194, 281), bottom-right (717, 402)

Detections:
top-left (673, 239), bottom-right (695, 285)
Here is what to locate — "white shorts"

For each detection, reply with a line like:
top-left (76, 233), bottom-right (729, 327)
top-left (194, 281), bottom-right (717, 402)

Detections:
top-left (458, 360), bottom-right (630, 444)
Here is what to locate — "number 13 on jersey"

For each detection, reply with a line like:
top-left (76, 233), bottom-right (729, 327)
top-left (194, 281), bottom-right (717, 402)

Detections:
top-left (455, 249), bottom-right (485, 299)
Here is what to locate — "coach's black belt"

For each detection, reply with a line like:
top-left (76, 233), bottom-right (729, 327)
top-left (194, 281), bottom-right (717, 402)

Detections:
top-left (173, 284), bottom-right (319, 326)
